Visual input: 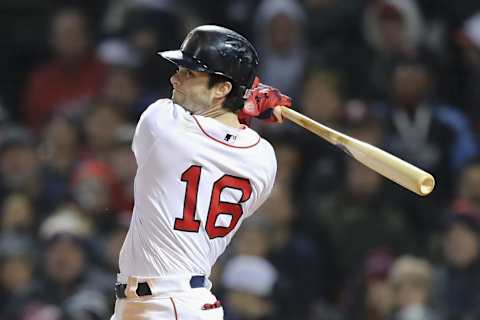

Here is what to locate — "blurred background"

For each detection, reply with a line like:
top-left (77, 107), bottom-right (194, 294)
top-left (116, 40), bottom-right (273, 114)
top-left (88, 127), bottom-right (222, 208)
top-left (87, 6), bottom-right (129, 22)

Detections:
top-left (1, 0), bottom-right (480, 319)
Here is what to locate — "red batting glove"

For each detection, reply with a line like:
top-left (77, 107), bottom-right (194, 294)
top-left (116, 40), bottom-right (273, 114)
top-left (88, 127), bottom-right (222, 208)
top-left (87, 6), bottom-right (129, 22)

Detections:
top-left (238, 77), bottom-right (292, 125)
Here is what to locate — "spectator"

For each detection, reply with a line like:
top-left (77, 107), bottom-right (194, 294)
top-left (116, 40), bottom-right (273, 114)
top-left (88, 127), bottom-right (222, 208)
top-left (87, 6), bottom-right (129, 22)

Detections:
top-left (460, 13), bottom-right (480, 141)
top-left (361, 0), bottom-right (431, 99)
top-left (215, 214), bottom-right (273, 295)
top-left (223, 0), bottom-right (261, 39)
top-left (23, 7), bottom-right (106, 130)
top-left (389, 256), bottom-right (440, 320)
top-left (0, 127), bottom-right (42, 205)
top-left (303, 0), bottom-right (363, 49)
top-left (0, 234), bottom-right (42, 319)
top-left (344, 247), bottom-right (396, 320)
top-left (39, 114), bottom-right (81, 212)
top-left (101, 66), bottom-right (146, 122)
top-left (121, 4), bottom-right (184, 98)
top-left (222, 255), bottom-right (278, 320)
top-left (300, 68), bottom-right (345, 126)
top-left (301, 0), bottom-right (365, 97)
top-left (303, 154), bottom-right (415, 284)
top-left (430, 213), bottom-right (480, 319)
top-left (70, 160), bottom-right (123, 232)
top-left (378, 58), bottom-right (477, 204)
top-left (101, 0), bottom-right (181, 39)
top-left (253, 0), bottom-right (308, 99)
top-left (97, 39), bottom-right (139, 68)
top-left (39, 113), bottom-right (80, 173)
top-left (38, 205), bottom-right (93, 244)
top-left (37, 207), bottom-right (110, 307)
top-left (1, 193), bottom-right (36, 238)
top-left (81, 102), bottom-right (126, 161)
top-left (295, 68), bottom-right (347, 196)
top-left (364, 0), bottom-right (426, 58)
top-left (451, 160), bottom-right (480, 217)
top-left (260, 184), bottom-right (331, 319)
top-left (444, 12), bottom-right (480, 126)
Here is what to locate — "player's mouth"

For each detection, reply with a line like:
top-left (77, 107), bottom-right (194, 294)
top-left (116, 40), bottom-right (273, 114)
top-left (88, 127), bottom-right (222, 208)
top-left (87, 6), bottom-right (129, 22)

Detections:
top-left (172, 89), bottom-right (185, 103)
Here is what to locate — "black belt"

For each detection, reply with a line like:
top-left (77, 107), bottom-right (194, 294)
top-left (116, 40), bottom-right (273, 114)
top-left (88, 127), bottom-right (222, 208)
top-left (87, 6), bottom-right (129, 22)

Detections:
top-left (115, 275), bottom-right (206, 299)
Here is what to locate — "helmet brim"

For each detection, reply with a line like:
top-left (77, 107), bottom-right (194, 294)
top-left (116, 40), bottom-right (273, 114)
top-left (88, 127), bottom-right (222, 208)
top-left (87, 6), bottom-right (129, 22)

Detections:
top-left (157, 50), bottom-right (209, 72)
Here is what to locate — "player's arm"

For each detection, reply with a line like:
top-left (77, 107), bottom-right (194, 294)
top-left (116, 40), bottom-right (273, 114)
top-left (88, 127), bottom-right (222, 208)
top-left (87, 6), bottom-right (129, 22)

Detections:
top-left (237, 76), bottom-right (292, 125)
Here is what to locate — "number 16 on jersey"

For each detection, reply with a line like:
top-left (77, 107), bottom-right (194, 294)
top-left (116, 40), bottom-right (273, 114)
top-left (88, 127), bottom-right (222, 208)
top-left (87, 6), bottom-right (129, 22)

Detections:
top-left (174, 165), bottom-right (252, 239)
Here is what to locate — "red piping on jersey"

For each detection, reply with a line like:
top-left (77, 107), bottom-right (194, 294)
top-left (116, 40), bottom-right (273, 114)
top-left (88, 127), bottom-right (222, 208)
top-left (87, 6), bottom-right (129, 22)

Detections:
top-left (170, 297), bottom-right (179, 320)
top-left (192, 115), bottom-right (260, 149)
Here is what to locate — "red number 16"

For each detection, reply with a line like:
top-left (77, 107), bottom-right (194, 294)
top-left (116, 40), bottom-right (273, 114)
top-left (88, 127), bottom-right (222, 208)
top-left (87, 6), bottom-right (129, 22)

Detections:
top-left (174, 165), bottom-right (252, 239)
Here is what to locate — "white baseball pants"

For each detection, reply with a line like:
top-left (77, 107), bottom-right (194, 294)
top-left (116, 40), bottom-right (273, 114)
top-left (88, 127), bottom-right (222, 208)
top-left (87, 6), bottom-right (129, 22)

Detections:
top-left (110, 275), bottom-right (223, 320)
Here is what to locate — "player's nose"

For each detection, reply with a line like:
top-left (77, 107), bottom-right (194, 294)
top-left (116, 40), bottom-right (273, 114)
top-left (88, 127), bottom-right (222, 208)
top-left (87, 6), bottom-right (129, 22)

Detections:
top-left (170, 72), bottom-right (182, 88)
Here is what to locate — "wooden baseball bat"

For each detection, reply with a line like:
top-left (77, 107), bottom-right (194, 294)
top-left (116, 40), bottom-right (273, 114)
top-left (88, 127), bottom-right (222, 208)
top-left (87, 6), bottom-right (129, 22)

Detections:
top-left (280, 107), bottom-right (435, 196)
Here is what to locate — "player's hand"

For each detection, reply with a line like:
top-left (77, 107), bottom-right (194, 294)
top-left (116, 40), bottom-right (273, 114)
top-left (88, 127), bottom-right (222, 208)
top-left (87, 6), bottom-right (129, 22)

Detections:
top-left (238, 77), bottom-right (292, 124)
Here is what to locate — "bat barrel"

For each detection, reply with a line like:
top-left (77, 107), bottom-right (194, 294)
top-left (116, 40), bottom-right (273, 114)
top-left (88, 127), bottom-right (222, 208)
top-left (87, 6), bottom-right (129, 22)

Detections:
top-left (346, 138), bottom-right (436, 197)
top-left (280, 107), bottom-right (436, 197)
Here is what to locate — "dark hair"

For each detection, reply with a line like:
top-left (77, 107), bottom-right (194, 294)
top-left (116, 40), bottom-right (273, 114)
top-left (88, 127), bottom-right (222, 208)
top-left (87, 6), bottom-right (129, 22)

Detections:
top-left (208, 74), bottom-right (246, 112)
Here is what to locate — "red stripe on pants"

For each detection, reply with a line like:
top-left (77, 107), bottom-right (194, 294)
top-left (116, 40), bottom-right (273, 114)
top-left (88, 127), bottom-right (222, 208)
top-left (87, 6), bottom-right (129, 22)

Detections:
top-left (170, 297), bottom-right (178, 320)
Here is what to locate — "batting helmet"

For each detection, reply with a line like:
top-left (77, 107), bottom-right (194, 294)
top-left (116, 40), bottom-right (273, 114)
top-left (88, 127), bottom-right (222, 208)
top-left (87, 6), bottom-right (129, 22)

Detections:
top-left (158, 25), bottom-right (259, 96)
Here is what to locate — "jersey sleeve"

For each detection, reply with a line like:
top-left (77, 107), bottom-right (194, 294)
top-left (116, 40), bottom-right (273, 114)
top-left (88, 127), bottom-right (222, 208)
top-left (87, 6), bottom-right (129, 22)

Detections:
top-left (132, 99), bottom-right (188, 166)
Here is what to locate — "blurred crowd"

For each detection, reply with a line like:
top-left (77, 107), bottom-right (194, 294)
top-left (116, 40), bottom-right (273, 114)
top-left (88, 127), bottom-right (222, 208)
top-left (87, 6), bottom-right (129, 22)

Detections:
top-left (1, 0), bottom-right (480, 319)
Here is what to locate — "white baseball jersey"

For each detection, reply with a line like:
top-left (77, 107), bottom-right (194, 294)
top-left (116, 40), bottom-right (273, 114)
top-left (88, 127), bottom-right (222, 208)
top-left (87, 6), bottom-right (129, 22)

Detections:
top-left (119, 99), bottom-right (277, 278)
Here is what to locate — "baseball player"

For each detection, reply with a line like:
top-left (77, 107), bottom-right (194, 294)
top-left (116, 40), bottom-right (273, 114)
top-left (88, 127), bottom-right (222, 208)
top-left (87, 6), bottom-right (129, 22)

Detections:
top-left (110, 25), bottom-right (292, 320)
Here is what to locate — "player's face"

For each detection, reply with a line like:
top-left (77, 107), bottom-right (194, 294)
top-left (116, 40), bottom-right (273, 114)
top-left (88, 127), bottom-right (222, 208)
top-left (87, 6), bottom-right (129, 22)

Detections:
top-left (170, 67), bottom-right (215, 113)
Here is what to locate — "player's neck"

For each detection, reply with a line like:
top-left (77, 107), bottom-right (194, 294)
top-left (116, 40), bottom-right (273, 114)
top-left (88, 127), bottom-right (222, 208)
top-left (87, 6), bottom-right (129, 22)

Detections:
top-left (199, 108), bottom-right (242, 128)
top-left (212, 112), bottom-right (243, 128)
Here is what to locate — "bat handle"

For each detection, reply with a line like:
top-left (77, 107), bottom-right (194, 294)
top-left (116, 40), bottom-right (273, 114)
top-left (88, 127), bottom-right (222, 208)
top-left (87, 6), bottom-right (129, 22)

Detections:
top-left (279, 106), bottom-right (342, 145)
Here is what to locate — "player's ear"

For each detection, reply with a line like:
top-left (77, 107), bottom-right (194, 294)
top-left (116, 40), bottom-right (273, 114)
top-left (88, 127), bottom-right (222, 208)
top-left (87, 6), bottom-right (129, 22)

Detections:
top-left (213, 81), bottom-right (232, 99)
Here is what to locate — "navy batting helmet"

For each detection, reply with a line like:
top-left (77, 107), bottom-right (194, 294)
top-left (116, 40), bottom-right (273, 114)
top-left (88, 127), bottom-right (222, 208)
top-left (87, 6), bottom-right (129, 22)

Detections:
top-left (158, 25), bottom-right (259, 96)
